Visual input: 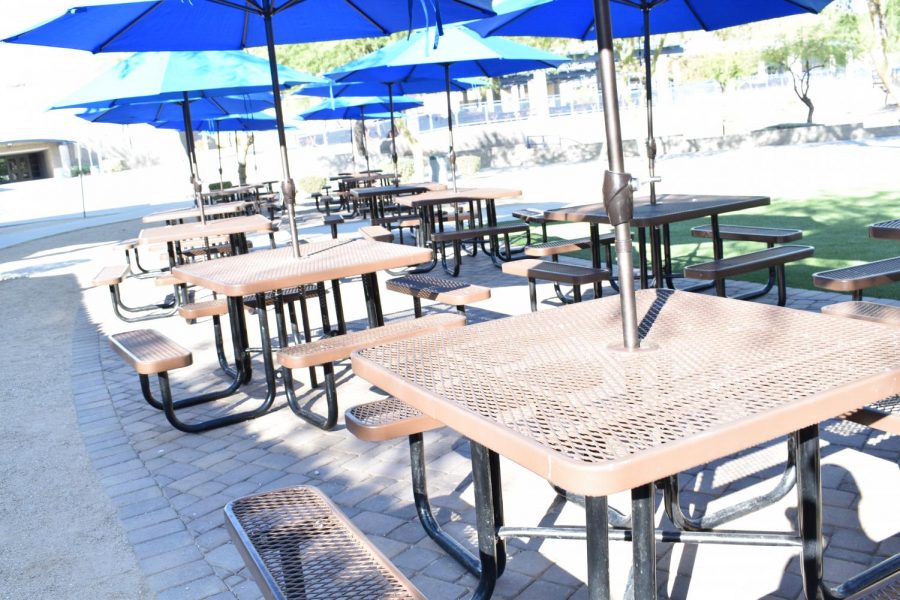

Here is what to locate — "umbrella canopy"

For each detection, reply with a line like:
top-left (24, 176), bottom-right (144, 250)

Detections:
top-left (468, 0), bottom-right (834, 40)
top-left (74, 95), bottom-right (274, 125)
top-left (152, 113), bottom-right (288, 132)
top-left (296, 77), bottom-right (488, 98)
top-left (327, 25), bottom-right (569, 187)
top-left (3, 0), bottom-right (496, 257)
top-left (298, 96), bottom-right (423, 121)
top-left (469, 0), bottom-right (835, 202)
top-left (298, 96), bottom-right (423, 172)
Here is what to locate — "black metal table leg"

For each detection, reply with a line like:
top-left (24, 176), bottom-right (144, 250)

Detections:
top-left (632, 483), bottom-right (657, 599)
top-left (586, 495), bottom-right (611, 600)
top-left (470, 441), bottom-right (500, 600)
top-left (361, 272), bottom-right (384, 327)
top-left (795, 425), bottom-right (824, 600)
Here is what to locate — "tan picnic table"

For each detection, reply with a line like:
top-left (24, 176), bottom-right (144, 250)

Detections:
top-left (141, 200), bottom-right (252, 224)
top-left (349, 182), bottom-right (448, 224)
top-left (870, 219), bottom-right (900, 240)
top-left (352, 289), bottom-right (900, 599)
top-left (172, 239), bottom-right (433, 424)
top-left (546, 194), bottom-right (770, 289)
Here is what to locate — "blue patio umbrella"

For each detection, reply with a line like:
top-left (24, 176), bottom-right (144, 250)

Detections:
top-left (73, 95), bottom-right (274, 125)
top-left (296, 77), bottom-right (487, 177)
top-left (298, 96), bottom-right (423, 172)
top-left (327, 25), bottom-right (569, 188)
top-left (469, 0), bottom-right (835, 202)
top-left (3, 0), bottom-right (496, 256)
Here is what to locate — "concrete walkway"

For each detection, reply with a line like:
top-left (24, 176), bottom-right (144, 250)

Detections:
top-left (0, 207), bottom-right (896, 599)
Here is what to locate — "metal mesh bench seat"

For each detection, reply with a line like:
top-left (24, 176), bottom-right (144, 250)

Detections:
top-left (821, 301), bottom-right (900, 326)
top-left (323, 214), bottom-right (344, 239)
top-left (511, 208), bottom-right (546, 225)
top-left (155, 274), bottom-right (181, 286)
top-left (691, 224), bottom-right (803, 244)
top-left (386, 274), bottom-right (490, 315)
top-left (502, 258), bottom-right (610, 312)
top-left (813, 256), bottom-right (900, 300)
top-left (178, 298), bottom-right (228, 320)
top-left (525, 236), bottom-right (594, 257)
top-left (224, 486), bottom-right (425, 600)
top-left (109, 329), bottom-right (192, 375)
top-left (92, 264), bottom-right (130, 287)
top-left (684, 245), bottom-right (814, 306)
top-left (345, 397), bottom-right (441, 442)
top-left (277, 313), bottom-right (466, 430)
top-left (242, 285), bottom-right (320, 311)
top-left (94, 264), bottom-right (181, 322)
top-left (359, 225), bottom-right (394, 243)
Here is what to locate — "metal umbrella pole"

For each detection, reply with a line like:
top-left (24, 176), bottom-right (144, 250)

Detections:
top-left (180, 91), bottom-right (206, 223)
top-left (443, 64), bottom-right (458, 191)
top-left (262, 6), bottom-right (301, 258)
top-left (641, 5), bottom-right (658, 205)
top-left (360, 106), bottom-right (370, 172)
top-left (593, 0), bottom-right (639, 351)
top-left (215, 120), bottom-right (224, 191)
top-left (388, 82), bottom-right (400, 182)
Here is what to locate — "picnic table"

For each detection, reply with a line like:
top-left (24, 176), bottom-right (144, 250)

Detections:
top-left (201, 184), bottom-right (258, 202)
top-left (870, 219), bottom-right (900, 240)
top-left (546, 194), bottom-right (769, 288)
top-left (141, 200), bottom-right (252, 224)
top-left (350, 182), bottom-right (448, 223)
top-left (172, 239), bottom-right (432, 425)
top-left (352, 288), bottom-right (900, 599)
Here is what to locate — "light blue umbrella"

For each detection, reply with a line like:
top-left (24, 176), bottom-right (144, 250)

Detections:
top-left (327, 25), bottom-right (569, 187)
top-left (298, 96), bottom-right (423, 171)
top-left (52, 50), bottom-right (324, 222)
top-left (468, 0), bottom-right (835, 203)
top-left (297, 78), bottom-right (488, 175)
top-left (3, 0), bottom-right (496, 256)
top-left (73, 95), bottom-right (274, 125)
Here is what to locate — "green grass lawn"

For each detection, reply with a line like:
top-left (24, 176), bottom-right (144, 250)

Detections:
top-left (536, 192), bottom-right (900, 300)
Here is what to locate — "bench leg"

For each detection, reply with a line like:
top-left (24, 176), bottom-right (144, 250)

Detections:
top-left (439, 241), bottom-right (461, 278)
top-left (281, 362), bottom-right (339, 431)
top-left (528, 278), bottom-right (538, 313)
top-left (573, 285), bottom-right (582, 303)
top-left (663, 436), bottom-right (797, 531)
top-left (550, 256), bottom-right (577, 305)
top-left (413, 297), bottom-right (423, 319)
top-left (331, 279), bottom-right (347, 335)
top-left (212, 314), bottom-right (238, 379)
top-left (108, 285), bottom-right (181, 323)
top-left (273, 293), bottom-right (317, 388)
top-left (852, 290), bottom-right (863, 301)
top-left (776, 264), bottom-right (787, 307)
top-left (409, 433), bottom-right (481, 576)
top-left (316, 282), bottom-right (333, 336)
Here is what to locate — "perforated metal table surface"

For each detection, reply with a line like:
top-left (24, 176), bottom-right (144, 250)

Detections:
top-left (545, 194), bottom-right (769, 227)
top-left (394, 188), bottom-right (522, 208)
top-left (141, 200), bottom-right (252, 224)
top-left (870, 219), bottom-right (900, 240)
top-left (138, 214), bottom-right (272, 246)
top-left (352, 289), bottom-right (900, 598)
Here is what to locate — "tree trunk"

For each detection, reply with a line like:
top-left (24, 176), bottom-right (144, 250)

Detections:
top-left (802, 95), bottom-right (815, 124)
top-left (866, 0), bottom-right (900, 105)
top-left (237, 162), bottom-right (247, 185)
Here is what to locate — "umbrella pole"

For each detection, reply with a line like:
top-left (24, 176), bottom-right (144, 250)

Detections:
top-left (444, 64), bottom-right (458, 192)
top-left (593, 0), bottom-right (640, 351)
top-left (181, 93), bottom-right (206, 224)
top-left (216, 121), bottom-right (223, 191)
top-left (642, 6), bottom-right (657, 205)
top-left (361, 107), bottom-right (370, 172)
top-left (263, 9), bottom-right (301, 258)
top-left (388, 83), bottom-right (399, 183)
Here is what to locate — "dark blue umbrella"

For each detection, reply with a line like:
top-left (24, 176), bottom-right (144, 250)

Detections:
top-left (298, 96), bottom-right (423, 171)
top-left (469, 0), bottom-right (835, 202)
top-left (327, 25), bottom-right (569, 188)
top-left (297, 77), bottom-right (487, 176)
top-left (3, 0), bottom-right (496, 255)
top-left (73, 95), bottom-right (274, 125)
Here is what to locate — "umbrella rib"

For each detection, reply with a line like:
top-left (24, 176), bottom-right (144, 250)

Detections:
top-left (273, 0), bottom-right (306, 13)
top-left (681, 0), bottom-right (710, 31)
top-left (97, 1), bottom-right (163, 52)
top-left (782, 0), bottom-right (823, 14)
top-left (207, 0), bottom-right (265, 14)
top-left (342, 0), bottom-right (390, 34)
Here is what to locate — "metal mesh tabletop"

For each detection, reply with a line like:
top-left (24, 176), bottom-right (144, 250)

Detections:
top-left (138, 215), bottom-right (272, 246)
top-left (142, 200), bottom-right (252, 223)
top-left (545, 194), bottom-right (769, 227)
top-left (349, 182), bottom-right (446, 199)
top-left (395, 188), bottom-right (522, 208)
top-left (353, 289), bottom-right (900, 497)
top-left (174, 239), bottom-right (431, 296)
top-left (870, 219), bottom-right (900, 240)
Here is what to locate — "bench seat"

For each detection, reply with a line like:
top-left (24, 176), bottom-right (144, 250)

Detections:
top-left (155, 274), bottom-right (181, 286)
top-left (224, 486), bottom-right (425, 600)
top-left (386, 274), bottom-right (490, 313)
top-left (512, 208), bottom-right (547, 225)
top-left (359, 225), bottom-right (394, 243)
top-left (277, 312), bottom-right (465, 370)
top-left (821, 301), bottom-right (900, 326)
top-left (92, 264), bottom-right (130, 287)
top-left (431, 223), bottom-right (528, 244)
top-left (691, 224), bottom-right (803, 244)
top-left (346, 397), bottom-right (442, 442)
top-left (523, 235), bottom-right (616, 257)
top-left (684, 245), bottom-right (813, 280)
top-left (813, 256), bottom-right (900, 299)
top-left (503, 258), bottom-right (610, 311)
top-left (109, 329), bottom-right (192, 375)
top-left (178, 298), bottom-right (228, 320)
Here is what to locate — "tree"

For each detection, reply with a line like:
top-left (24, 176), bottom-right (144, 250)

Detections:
top-left (864, 0), bottom-right (900, 105)
top-left (762, 10), bottom-right (861, 124)
top-left (236, 133), bottom-right (254, 185)
top-left (681, 50), bottom-right (757, 93)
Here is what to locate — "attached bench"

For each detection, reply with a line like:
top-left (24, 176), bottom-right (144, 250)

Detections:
top-left (373, 214), bottom-right (421, 245)
top-left (502, 258), bottom-right (610, 312)
top-left (512, 208), bottom-right (548, 242)
top-left (345, 397), bottom-right (481, 576)
top-left (359, 225), bottom-right (394, 243)
top-left (323, 214), bottom-right (344, 239)
top-left (386, 274), bottom-right (491, 316)
top-left (224, 486), bottom-right (426, 600)
top-left (110, 328), bottom-right (273, 433)
top-left (822, 301), bottom-right (900, 436)
top-left (813, 256), bottom-right (900, 301)
top-left (431, 223), bottom-right (530, 276)
top-left (92, 264), bottom-right (180, 322)
top-left (277, 313), bottom-right (466, 430)
top-left (683, 245), bottom-right (814, 306)
top-left (691, 224), bottom-right (803, 245)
